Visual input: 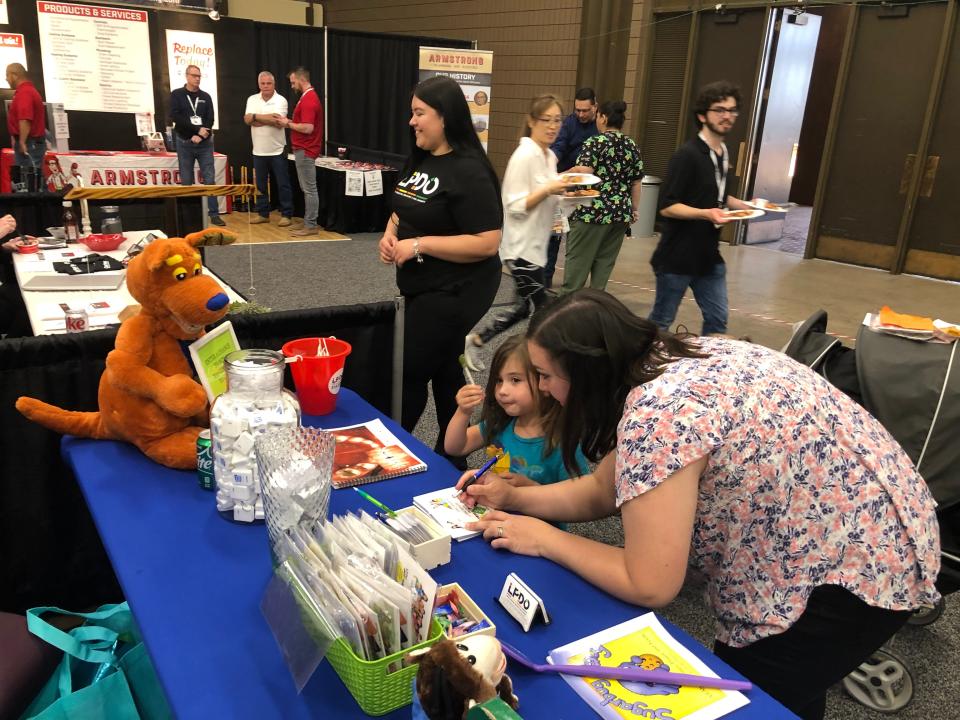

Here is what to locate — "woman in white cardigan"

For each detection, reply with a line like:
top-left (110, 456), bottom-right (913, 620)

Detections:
top-left (465, 95), bottom-right (573, 369)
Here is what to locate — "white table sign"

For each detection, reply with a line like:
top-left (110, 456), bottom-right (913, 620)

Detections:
top-left (344, 170), bottom-right (364, 197)
top-left (364, 170), bottom-right (383, 196)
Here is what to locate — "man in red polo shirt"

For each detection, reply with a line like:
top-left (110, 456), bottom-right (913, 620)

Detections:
top-left (280, 66), bottom-right (324, 237)
top-left (5, 64), bottom-right (47, 186)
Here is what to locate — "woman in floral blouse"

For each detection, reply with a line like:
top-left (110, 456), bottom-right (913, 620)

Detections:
top-left (560, 101), bottom-right (644, 294)
top-left (460, 290), bottom-right (941, 720)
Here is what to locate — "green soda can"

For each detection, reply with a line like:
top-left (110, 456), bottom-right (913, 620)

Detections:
top-left (197, 429), bottom-right (215, 490)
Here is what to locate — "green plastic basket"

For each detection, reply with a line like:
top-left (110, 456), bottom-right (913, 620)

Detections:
top-left (326, 617), bottom-right (444, 715)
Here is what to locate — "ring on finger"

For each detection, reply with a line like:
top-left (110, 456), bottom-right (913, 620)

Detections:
top-left (497, 526), bottom-right (504, 539)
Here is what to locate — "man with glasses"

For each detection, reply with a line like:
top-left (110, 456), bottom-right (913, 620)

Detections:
top-left (544, 87), bottom-right (600, 288)
top-left (648, 80), bottom-right (753, 336)
top-left (169, 65), bottom-right (224, 226)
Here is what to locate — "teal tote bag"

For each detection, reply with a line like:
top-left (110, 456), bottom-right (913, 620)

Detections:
top-left (20, 603), bottom-right (171, 720)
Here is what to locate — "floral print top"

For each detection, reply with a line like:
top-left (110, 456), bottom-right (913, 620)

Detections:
top-left (615, 337), bottom-right (941, 648)
top-left (570, 131), bottom-right (644, 225)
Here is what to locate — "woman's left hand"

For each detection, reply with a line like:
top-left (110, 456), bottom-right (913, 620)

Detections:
top-left (467, 509), bottom-right (555, 556)
top-left (392, 238), bottom-right (417, 267)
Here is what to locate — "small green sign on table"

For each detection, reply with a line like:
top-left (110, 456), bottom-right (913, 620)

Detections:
top-left (188, 321), bottom-right (241, 402)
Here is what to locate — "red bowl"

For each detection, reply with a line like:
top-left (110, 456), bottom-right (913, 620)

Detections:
top-left (81, 234), bottom-right (126, 252)
top-left (16, 241), bottom-right (40, 254)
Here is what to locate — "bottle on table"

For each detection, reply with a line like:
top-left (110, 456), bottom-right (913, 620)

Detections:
top-left (62, 201), bottom-right (80, 243)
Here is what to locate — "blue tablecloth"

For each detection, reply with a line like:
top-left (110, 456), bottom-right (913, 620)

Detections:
top-left (62, 389), bottom-right (794, 719)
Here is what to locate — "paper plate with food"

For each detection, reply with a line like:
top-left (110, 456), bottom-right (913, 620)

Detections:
top-left (721, 208), bottom-right (765, 220)
top-left (745, 198), bottom-right (789, 212)
top-left (560, 188), bottom-right (600, 203)
top-left (559, 172), bottom-right (601, 186)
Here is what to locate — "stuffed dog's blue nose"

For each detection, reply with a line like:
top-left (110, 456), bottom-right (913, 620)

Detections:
top-left (206, 293), bottom-right (229, 311)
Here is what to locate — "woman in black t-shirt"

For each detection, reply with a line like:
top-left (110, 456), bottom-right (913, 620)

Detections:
top-left (379, 76), bottom-right (503, 457)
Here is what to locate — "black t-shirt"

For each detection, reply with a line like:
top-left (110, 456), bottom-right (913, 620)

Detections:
top-left (392, 152), bottom-right (503, 296)
top-left (651, 136), bottom-right (738, 276)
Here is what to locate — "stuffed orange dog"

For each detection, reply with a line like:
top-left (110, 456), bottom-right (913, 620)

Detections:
top-left (17, 229), bottom-right (238, 469)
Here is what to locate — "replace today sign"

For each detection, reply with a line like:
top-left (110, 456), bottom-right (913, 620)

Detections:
top-left (165, 29), bottom-right (219, 130)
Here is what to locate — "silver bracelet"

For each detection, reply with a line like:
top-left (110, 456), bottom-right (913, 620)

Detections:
top-left (413, 238), bottom-right (424, 263)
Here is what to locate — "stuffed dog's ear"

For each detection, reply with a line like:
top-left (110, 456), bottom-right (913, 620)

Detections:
top-left (139, 241), bottom-right (175, 273)
top-left (184, 229), bottom-right (238, 247)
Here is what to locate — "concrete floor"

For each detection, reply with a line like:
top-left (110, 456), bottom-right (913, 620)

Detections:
top-left (607, 233), bottom-right (957, 347)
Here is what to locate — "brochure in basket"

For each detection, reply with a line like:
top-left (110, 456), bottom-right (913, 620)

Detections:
top-left (547, 613), bottom-right (749, 720)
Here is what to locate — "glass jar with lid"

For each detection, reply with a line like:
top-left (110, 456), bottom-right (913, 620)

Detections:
top-left (210, 349), bottom-right (300, 522)
top-left (100, 205), bottom-right (123, 234)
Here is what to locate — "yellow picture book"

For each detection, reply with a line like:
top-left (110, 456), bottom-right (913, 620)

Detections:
top-left (547, 613), bottom-right (749, 720)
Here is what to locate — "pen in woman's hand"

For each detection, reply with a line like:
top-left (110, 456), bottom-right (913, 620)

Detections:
top-left (458, 454), bottom-right (501, 494)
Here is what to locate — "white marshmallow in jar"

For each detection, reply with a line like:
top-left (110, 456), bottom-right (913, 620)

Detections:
top-left (209, 349), bottom-right (300, 523)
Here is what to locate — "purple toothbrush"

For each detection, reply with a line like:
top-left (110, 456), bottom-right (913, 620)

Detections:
top-left (499, 640), bottom-right (752, 692)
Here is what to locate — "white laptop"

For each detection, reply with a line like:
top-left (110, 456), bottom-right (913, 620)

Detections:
top-left (21, 272), bottom-right (126, 292)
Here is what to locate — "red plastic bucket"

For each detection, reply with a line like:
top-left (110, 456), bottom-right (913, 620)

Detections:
top-left (281, 337), bottom-right (352, 415)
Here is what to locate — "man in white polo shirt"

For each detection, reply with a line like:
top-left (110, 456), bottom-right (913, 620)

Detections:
top-left (243, 71), bottom-right (293, 226)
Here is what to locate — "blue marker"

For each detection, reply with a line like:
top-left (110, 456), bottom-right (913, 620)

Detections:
top-left (459, 454), bottom-right (502, 493)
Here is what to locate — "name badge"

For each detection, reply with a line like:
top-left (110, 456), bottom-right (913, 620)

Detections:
top-left (190, 115), bottom-right (202, 126)
top-left (497, 572), bottom-right (549, 632)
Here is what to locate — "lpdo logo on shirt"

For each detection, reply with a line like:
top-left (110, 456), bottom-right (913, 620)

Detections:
top-left (396, 171), bottom-right (440, 203)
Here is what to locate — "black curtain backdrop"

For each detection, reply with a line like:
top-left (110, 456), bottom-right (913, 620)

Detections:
top-left (0, 5), bottom-right (471, 177)
top-left (326, 29), bottom-right (470, 163)
top-left (0, 5), bottom-right (256, 164)
top-left (151, 12), bottom-right (257, 176)
top-left (255, 22), bottom-right (326, 115)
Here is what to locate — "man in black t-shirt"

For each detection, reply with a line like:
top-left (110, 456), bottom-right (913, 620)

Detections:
top-left (648, 81), bottom-right (753, 336)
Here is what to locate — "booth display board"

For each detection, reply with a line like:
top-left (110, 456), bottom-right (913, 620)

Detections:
top-left (0, 33), bottom-right (26, 87)
top-left (36, 1), bottom-right (154, 115)
top-left (166, 29), bottom-right (220, 130)
top-left (0, 149), bottom-right (231, 212)
top-left (418, 46), bottom-right (493, 150)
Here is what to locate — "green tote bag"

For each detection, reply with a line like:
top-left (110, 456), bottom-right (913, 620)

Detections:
top-left (20, 603), bottom-right (172, 720)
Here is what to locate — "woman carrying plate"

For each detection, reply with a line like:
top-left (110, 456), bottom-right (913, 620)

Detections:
top-left (559, 100), bottom-right (644, 294)
top-left (460, 290), bottom-right (940, 720)
top-left (378, 76), bottom-right (503, 461)
top-left (463, 95), bottom-right (574, 369)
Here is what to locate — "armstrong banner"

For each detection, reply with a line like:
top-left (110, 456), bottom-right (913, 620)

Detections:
top-left (0, 149), bottom-right (230, 211)
top-left (418, 46), bottom-right (493, 150)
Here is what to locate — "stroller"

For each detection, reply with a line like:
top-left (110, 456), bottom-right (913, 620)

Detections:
top-left (782, 310), bottom-right (960, 713)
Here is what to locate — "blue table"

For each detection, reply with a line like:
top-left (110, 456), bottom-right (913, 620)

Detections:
top-left (62, 389), bottom-right (795, 719)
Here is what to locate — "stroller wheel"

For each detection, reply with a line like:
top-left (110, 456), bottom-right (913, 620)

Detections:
top-left (907, 596), bottom-right (946, 626)
top-left (842, 648), bottom-right (914, 713)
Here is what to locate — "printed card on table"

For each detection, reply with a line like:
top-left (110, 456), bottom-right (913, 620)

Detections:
top-left (344, 170), bottom-right (364, 197)
top-left (364, 170), bottom-right (383, 196)
top-left (548, 612), bottom-right (749, 720)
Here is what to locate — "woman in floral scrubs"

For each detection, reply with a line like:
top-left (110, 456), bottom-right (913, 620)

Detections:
top-left (461, 290), bottom-right (940, 720)
top-left (559, 100), bottom-right (644, 294)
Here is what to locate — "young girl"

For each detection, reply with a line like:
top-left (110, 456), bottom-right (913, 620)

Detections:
top-left (445, 334), bottom-right (587, 486)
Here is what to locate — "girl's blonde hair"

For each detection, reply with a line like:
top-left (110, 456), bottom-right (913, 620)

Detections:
top-left (479, 334), bottom-right (561, 455)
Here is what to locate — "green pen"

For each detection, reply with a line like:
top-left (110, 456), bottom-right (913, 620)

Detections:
top-left (353, 487), bottom-right (397, 517)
